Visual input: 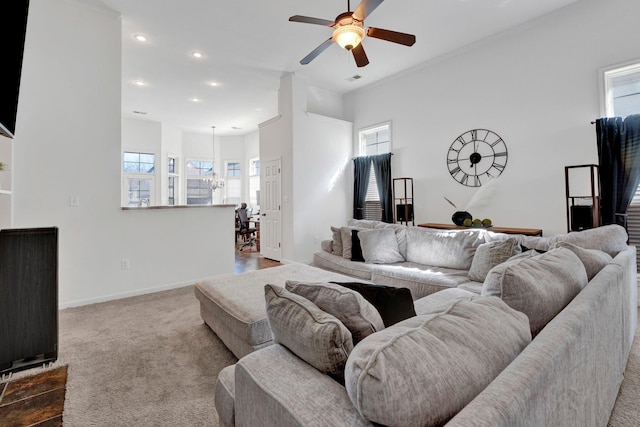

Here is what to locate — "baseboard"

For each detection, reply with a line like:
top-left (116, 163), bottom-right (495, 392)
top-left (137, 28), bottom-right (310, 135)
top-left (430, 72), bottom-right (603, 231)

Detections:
top-left (59, 280), bottom-right (199, 309)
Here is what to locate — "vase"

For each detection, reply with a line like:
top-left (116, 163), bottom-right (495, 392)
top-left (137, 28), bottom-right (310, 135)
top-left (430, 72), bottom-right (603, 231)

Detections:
top-left (452, 211), bottom-right (472, 226)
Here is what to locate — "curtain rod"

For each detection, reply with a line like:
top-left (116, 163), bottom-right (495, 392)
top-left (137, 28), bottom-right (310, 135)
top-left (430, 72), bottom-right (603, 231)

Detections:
top-left (352, 153), bottom-right (394, 160)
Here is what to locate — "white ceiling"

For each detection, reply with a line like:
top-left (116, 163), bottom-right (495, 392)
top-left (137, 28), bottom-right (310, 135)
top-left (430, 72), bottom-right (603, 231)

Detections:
top-left (92, 0), bottom-right (580, 136)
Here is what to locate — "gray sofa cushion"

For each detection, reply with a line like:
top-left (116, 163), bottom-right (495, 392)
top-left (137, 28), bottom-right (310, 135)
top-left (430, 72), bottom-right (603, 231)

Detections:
top-left (550, 223), bottom-right (628, 257)
top-left (371, 262), bottom-right (472, 300)
top-left (468, 238), bottom-right (521, 282)
top-left (552, 241), bottom-right (613, 280)
top-left (344, 296), bottom-right (531, 427)
top-left (285, 281), bottom-right (384, 344)
top-left (264, 284), bottom-right (353, 380)
top-left (405, 227), bottom-right (486, 270)
top-left (358, 228), bottom-right (404, 264)
top-left (481, 247), bottom-right (589, 335)
top-left (312, 250), bottom-right (376, 280)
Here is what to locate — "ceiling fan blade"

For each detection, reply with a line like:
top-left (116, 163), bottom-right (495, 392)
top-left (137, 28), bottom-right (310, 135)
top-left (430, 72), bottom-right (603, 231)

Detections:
top-left (352, 0), bottom-right (384, 21)
top-left (367, 27), bottom-right (416, 46)
top-left (300, 38), bottom-right (334, 65)
top-left (289, 15), bottom-right (335, 27)
top-left (352, 43), bottom-right (369, 67)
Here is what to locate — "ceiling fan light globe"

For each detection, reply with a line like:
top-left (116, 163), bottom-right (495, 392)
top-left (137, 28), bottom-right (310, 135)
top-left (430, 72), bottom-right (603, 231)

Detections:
top-left (333, 25), bottom-right (365, 50)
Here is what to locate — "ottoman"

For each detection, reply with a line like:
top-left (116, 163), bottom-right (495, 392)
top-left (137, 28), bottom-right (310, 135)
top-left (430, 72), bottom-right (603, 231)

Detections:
top-left (194, 262), bottom-right (369, 359)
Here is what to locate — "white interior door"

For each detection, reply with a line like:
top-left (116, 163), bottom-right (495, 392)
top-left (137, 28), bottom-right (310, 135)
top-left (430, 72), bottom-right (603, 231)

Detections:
top-left (260, 158), bottom-right (281, 261)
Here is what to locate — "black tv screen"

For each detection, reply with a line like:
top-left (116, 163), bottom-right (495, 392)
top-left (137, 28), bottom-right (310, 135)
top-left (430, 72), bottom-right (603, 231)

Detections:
top-left (0, 0), bottom-right (30, 139)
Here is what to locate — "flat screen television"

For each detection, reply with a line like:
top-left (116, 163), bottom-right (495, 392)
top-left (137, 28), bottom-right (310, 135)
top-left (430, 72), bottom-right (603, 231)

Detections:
top-left (0, 0), bottom-right (30, 139)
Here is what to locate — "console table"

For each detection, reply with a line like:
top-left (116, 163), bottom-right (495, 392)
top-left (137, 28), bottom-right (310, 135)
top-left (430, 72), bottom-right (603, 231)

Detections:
top-left (418, 223), bottom-right (543, 236)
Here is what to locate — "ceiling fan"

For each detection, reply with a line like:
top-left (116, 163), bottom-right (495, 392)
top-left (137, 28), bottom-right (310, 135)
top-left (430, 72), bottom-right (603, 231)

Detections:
top-left (289, 0), bottom-right (416, 68)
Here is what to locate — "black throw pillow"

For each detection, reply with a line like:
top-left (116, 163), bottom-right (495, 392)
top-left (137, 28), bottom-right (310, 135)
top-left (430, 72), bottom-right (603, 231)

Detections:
top-left (351, 229), bottom-right (365, 262)
top-left (330, 281), bottom-right (416, 327)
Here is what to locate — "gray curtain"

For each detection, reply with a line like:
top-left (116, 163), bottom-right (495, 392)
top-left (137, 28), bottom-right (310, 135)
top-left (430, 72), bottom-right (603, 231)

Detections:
top-left (372, 153), bottom-right (393, 223)
top-left (353, 156), bottom-right (372, 219)
top-left (596, 114), bottom-right (640, 228)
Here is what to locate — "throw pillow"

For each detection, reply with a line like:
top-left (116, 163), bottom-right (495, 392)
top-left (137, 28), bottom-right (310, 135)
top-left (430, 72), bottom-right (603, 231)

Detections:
top-left (285, 281), bottom-right (385, 344)
top-left (358, 228), bottom-right (405, 264)
top-left (331, 281), bottom-right (416, 327)
top-left (344, 296), bottom-right (531, 427)
top-left (468, 238), bottom-right (521, 282)
top-left (351, 229), bottom-right (365, 262)
top-left (264, 284), bottom-right (353, 380)
top-left (341, 226), bottom-right (363, 260)
top-left (481, 247), bottom-right (588, 335)
top-left (330, 226), bottom-right (343, 257)
top-left (552, 241), bottom-right (612, 280)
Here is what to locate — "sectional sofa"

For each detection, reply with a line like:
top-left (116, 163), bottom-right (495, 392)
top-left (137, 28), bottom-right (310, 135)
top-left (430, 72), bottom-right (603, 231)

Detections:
top-left (313, 219), bottom-right (630, 298)
top-left (214, 222), bottom-right (637, 426)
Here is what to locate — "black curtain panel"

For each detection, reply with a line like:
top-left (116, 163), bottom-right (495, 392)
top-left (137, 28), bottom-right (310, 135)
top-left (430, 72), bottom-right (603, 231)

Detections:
top-left (372, 153), bottom-right (393, 223)
top-left (596, 114), bottom-right (640, 228)
top-left (353, 156), bottom-right (372, 219)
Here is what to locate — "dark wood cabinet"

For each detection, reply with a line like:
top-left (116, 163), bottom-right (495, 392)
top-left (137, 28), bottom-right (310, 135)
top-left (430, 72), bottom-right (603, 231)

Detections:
top-left (0, 227), bottom-right (58, 375)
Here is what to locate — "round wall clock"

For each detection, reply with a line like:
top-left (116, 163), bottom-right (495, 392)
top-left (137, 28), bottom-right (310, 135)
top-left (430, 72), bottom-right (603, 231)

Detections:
top-left (446, 128), bottom-right (508, 187)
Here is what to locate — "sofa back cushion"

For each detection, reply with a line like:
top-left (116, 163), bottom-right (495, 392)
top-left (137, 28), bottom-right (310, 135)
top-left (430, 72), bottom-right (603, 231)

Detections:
top-left (550, 224), bottom-right (628, 257)
top-left (344, 296), bottom-right (531, 427)
top-left (552, 241), bottom-right (612, 280)
top-left (285, 281), bottom-right (385, 344)
top-left (481, 247), bottom-right (589, 335)
top-left (405, 227), bottom-right (486, 269)
top-left (264, 284), bottom-right (353, 380)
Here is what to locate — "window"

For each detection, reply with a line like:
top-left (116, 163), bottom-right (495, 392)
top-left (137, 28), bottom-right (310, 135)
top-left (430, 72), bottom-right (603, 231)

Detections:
top-left (358, 123), bottom-right (391, 221)
top-left (603, 62), bottom-right (640, 118)
top-left (227, 162), bottom-right (241, 177)
top-left (123, 151), bottom-right (155, 207)
top-left (225, 160), bottom-right (241, 205)
top-left (249, 158), bottom-right (260, 209)
top-left (603, 61), bottom-right (640, 268)
top-left (168, 156), bottom-right (178, 206)
top-left (185, 159), bottom-right (213, 205)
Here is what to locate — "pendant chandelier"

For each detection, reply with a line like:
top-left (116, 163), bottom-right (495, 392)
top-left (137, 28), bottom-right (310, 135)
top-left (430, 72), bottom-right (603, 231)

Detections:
top-left (207, 125), bottom-right (225, 195)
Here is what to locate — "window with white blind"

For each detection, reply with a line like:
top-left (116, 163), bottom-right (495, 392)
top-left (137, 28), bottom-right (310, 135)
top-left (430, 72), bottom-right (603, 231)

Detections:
top-left (603, 61), bottom-right (640, 268)
top-left (358, 122), bottom-right (391, 221)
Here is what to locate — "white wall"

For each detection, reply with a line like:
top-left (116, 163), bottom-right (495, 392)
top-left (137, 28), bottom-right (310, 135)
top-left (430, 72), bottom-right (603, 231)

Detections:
top-left (12, 0), bottom-right (235, 308)
top-left (344, 0), bottom-right (640, 236)
top-left (261, 73), bottom-right (352, 263)
top-left (293, 112), bottom-right (352, 262)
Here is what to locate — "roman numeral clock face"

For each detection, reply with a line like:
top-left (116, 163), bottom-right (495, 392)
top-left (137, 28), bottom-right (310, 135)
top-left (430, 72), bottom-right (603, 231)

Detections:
top-left (447, 129), bottom-right (508, 187)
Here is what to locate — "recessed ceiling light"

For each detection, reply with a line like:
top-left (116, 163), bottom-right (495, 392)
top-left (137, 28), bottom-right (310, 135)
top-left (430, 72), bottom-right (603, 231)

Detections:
top-left (133, 80), bottom-right (146, 86)
top-left (134, 34), bottom-right (148, 42)
top-left (208, 81), bottom-right (220, 87)
top-left (191, 97), bottom-right (201, 102)
top-left (191, 51), bottom-right (204, 59)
